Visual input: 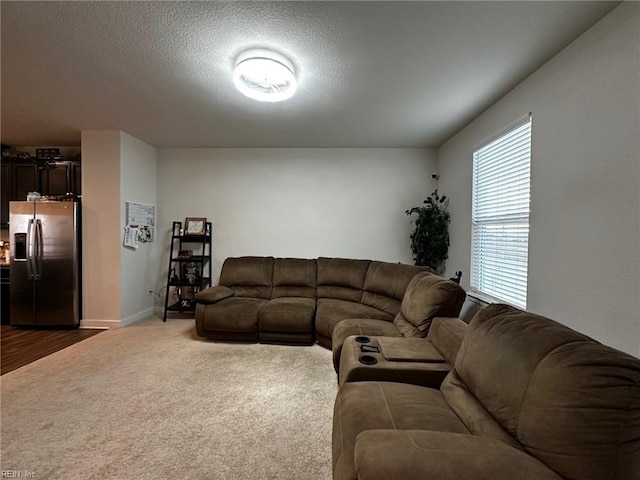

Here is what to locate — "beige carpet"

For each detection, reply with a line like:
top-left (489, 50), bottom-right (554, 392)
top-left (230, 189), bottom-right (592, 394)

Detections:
top-left (1, 317), bottom-right (338, 479)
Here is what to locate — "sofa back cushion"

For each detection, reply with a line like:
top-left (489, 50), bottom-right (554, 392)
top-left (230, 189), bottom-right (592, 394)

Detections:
top-left (360, 262), bottom-right (429, 316)
top-left (317, 258), bottom-right (371, 302)
top-left (219, 256), bottom-right (274, 299)
top-left (393, 271), bottom-right (466, 337)
top-left (271, 258), bottom-right (317, 299)
top-left (451, 304), bottom-right (640, 480)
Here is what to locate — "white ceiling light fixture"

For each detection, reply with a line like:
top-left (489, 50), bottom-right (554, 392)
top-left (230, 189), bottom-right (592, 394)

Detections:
top-left (233, 49), bottom-right (297, 102)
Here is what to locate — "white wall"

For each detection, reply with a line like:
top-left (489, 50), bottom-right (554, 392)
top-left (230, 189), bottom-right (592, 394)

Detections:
top-left (120, 133), bottom-right (158, 325)
top-left (438, 2), bottom-right (639, 356)
top-left (157, 148), bottom-right (437, 283)
top-left (81, 131), bottom-right (122, 327)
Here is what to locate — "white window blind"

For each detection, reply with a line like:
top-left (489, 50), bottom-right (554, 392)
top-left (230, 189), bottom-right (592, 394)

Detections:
top-left (471, 116), bottom-right (532, 309)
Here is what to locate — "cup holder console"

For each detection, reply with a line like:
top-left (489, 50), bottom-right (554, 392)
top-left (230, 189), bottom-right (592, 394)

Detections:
top-left (359, 355), bottom-right (377, 365)
top-left (355, 336), bottom-right (370, 344)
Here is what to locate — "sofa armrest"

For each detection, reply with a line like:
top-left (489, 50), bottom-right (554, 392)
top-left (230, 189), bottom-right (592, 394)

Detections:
top-left (194, 285), bottom-right (234, 304)
top-left (426, 317), bottom-right (467, 365)
top-left (354, 430), bottom-right (562, 480)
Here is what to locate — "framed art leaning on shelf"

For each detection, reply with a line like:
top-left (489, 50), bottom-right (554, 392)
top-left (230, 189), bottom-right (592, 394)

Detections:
top-left (184, 217), bottom-right (206, 235)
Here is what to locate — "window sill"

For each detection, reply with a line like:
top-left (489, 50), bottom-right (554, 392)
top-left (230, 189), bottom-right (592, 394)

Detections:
top-left (468, 290), bottom-right (525, 311)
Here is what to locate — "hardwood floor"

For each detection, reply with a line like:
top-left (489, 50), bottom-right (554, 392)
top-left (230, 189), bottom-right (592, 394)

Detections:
top-left (1, 325), bottom-right (104, 375)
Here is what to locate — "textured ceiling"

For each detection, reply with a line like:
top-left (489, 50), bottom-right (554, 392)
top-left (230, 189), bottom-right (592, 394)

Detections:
top-left (1, 1), bottom-right (618, 148)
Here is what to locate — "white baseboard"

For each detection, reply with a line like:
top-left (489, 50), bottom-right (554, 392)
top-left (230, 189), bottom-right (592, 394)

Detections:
top-left (80, 308), bottom-right (158, 329)
top-left (121, 307), bottom-right (155, 327)
top-left (80, 319), bottom-right (121, 329)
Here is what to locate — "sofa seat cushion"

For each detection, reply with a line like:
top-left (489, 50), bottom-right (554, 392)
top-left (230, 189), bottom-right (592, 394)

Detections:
top-left (316, 299), bottom-right (393, 348)
top-left (201, 297), bottom-right (267, 333)
top-left (333, 381), bottom-right (469, 480)
top-left (353, 430), bottom-right (563, 480)
top-left (332, 319), bottom-right (402, 371)
top-left (258, 297), bottom-right (316, 334)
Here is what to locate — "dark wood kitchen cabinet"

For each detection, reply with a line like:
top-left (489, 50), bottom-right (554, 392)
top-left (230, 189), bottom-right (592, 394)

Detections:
top-left (41, 162), bottom-right (73, 195)
top-left (70, 162), bottom-right (81, 195)
top-left (0, 164), bottom-right (10, 227)
top-left (12, 163), bottom-right (39, 204)
top-left (0, 158), bottom-right (81, 227)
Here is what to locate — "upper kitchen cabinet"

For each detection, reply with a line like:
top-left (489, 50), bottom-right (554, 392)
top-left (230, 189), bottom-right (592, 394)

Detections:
top-left (40, 162), bottom-right (79, 196)
top-left (12, 163), bottom-right (39, 203)
top-left (0, 164), bottom-right (10, 227)
top-left (0, 156), bottom-right (81, 227)
top-left (70, 162), bottom-right (81, 196)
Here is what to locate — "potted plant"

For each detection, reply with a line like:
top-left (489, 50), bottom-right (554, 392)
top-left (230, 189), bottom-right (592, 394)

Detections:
top-left (406, 190), bottom-right (450, 274)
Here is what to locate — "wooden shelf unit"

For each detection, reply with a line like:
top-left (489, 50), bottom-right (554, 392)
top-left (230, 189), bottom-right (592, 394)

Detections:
top-left (162, 221), bottom-right (212, 321)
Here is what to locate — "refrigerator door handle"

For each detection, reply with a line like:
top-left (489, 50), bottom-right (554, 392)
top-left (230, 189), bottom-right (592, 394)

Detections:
top-left (34, 219), bottom-right (43, 280)
top-left (26, 218), bottom-right (35, 279)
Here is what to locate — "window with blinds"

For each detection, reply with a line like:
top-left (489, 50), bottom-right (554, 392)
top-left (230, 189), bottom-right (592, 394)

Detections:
top-left (471, 115), bottom-right (532, 309)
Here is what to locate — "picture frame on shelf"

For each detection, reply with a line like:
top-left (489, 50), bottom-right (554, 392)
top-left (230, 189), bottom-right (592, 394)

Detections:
top-left (178, 250), bottom-right (192, 258)
top-left (184, 217), bottom-right (206, 235)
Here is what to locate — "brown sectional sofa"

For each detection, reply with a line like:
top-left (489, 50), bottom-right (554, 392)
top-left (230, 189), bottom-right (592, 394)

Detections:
top-left (194, 256), bottom-right (640, 479)
top-left (194, 256), bottom-right (466, 352)
top-left (332, 303), bottom-right (640, 480)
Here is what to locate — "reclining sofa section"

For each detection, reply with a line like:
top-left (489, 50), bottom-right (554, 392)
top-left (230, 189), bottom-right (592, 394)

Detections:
top-left (332, 303), bottom-right (640, 480)
top-left (194, 256), bottom-right (466, 347)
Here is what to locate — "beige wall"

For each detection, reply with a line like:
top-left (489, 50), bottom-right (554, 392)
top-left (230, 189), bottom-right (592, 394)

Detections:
top-left (438, 3), bottom-right (639, 356)
top-left (156, 148), bottom-right (437, 284)
top-left (82, 130), bottom-right (159, 327)
top-left (81, 131), bottom-right (122, 327)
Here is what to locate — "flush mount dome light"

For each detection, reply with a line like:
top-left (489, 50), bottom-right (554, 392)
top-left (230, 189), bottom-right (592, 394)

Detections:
top-left (233, 49), bottom-right (297, 102)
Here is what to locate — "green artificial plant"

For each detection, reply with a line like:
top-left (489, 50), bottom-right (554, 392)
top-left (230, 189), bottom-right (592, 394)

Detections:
top-left (406, 190), bottom-right (450, 273)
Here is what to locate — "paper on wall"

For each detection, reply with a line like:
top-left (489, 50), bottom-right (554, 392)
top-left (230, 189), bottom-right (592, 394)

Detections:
top-left (123, 225), bottom-right (139, 249)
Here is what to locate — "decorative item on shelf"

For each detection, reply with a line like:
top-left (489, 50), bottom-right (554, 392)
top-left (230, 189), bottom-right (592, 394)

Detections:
top-left (178, 250), bottom-right (192, 258)
top-left (188, 285), bottom-right (199, 302)
top-left (182, 262), bottom-right (200, 284)
top-left (184, 217), bottom-right (206, 235)
top-left (170, 268), bottom-right (179, 284)
top-left (172, 285), bottom-right (182, 304)
top-left (35, 148), bottom-right (60, 158)
top-left (406, 189), bottom-right (450, 274)
top-left (1, 146), bottom-right (30, 159)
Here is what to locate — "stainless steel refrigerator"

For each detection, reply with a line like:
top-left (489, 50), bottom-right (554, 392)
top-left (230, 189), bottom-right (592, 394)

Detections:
top-left (9, 201), bottom-right (81, 327)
